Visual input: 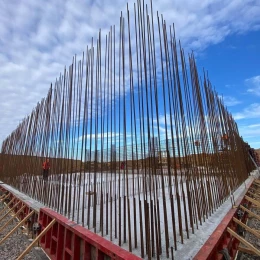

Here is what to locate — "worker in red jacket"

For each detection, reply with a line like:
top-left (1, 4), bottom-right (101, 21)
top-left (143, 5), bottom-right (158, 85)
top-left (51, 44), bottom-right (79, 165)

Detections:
top-left (42, 159), bottom-right (50, 181)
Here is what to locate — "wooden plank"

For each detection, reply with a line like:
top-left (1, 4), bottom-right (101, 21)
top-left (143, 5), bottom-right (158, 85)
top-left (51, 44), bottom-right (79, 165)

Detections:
top-left (247, 191), bottom-right (260, 200)
top-left (0, 193), bottom-right (9, 201)
top-left (251, 206), bottom-right (260, 209)
top-left (227, 228), bottom-right (260, 256)
top-left (238, 245), bottom-right (258, 256)
top-left (248, 187), bottom-right (259, 193)
top-left (0, 210), bottom-right (35, 245)
top-left (252, 228), bottom-right (260, 234)
top-left (16, 218), bottom-right (56, 260)
top-left (233, 217), bottom-right (260, 239)
top-left (248, 189), bottom-right (260, 198)
top-left (252, 182), bottom-right (260, 189)
top-left (245, 195), bottom-right (260, 208)
top-left (254, 179), bottom-right (260, 184)
top-left (240, 205), bottom-right (260, 222)
top-left (0, 205), bottom-right (26, 233)
top-left (0, 197), bottom-right (15, 216)
top-left (0, 201), bottom-right (21, 222)
top-left (253, 180), bottom-right (260, 186)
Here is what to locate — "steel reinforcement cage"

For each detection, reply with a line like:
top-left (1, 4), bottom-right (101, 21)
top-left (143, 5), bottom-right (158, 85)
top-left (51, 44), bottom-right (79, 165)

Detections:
top-left (0, 0), bottom-right (257, 258)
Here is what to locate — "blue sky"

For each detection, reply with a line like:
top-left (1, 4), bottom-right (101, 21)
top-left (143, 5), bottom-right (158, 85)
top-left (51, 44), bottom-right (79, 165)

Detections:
top-left (196, 30), bottom-right (260, 148)
top-left (0, 0), bottom-right (260, 149)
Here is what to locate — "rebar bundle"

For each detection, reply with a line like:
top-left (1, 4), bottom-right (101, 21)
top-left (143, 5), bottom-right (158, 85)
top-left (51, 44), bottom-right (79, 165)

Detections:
top-left (0, 1), bottom-right (256, 258)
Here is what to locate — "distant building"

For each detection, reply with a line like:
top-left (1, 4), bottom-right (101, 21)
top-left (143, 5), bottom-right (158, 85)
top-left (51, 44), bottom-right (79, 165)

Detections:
top-left (85, 149), bottom-right (90, 162)
top-left (148, 136), bottom-right (158, 157)
top-left (111, 144), bottom-right (116, 162)
top-left (167, 139), bottom-right (172, 156)
top-left (95, 150), bottom-right (100, 162)
top-left (158, 150), bottom-right (168, 165)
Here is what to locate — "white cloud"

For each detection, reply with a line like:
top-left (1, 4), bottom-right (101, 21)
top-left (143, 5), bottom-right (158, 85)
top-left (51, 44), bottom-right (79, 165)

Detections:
top-left (78, 132), bottom-right (121, 142)
top-left (245, 75), bottom-right (260, 96)
top-left (237, 124), bottom-right (260, 145)
top-left (222, 96), bottom-right (242, 106)
top-left (0, 0), bottom-right (260, 144)
top-left (247, 123), bottom-right (260, 128)
top-left (233, 103), bottom-right (260, 120)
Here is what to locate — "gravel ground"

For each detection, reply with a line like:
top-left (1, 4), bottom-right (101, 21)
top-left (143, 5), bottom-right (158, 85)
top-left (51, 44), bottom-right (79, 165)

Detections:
top-left (0, 202), bottom-right (48, 260)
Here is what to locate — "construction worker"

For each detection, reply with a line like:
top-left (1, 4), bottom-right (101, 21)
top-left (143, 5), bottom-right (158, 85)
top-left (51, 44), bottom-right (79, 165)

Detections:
top-left (42, 159), bottom-right (50, 181)
top-left (120, 161), bottom-right (125, 170)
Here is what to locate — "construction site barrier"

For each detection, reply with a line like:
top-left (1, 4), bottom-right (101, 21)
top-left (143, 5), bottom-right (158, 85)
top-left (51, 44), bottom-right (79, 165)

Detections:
top-left (39, 207), bottom-right (142, 260)
top-left (194, 178), bottom-right (254, 260)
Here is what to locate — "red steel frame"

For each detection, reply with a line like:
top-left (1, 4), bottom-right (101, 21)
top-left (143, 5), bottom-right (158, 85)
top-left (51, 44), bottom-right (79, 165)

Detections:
top-left (194, 178), bottom-right (254, 260)
top-left (39, 207), bottom-right (142, 260)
